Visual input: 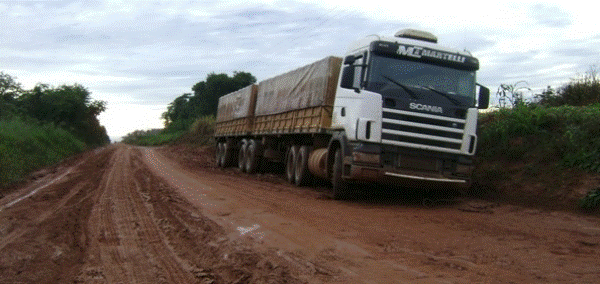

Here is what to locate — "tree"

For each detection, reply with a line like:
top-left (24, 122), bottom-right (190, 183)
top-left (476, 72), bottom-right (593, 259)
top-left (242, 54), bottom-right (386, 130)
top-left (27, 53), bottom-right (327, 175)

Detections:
top-left (534, 66), bottom-right (600, 107)
top-left (162, 71), bottom-right (256, 130)
top-left (191, 71), bottom-right (256, 117)
top-left (0, 72), bottom-right (23, 102)
top-left (162, 93), bottom-right (192, 129)
top-left (18, 83), bottom-right (110, 145)
top-left (496, 81), bottom-right (531, 108)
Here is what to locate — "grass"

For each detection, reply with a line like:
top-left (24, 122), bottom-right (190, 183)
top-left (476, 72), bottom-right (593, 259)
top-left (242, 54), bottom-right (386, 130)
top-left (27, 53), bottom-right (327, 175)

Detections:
top-left (121, 129), bottom-right (186, 146)
top-left (475, 104), bottom-right (600, 210)
top-left (122, 115), bottom-right (215, 146)
top-left (0, 117), bottom-right (86, 187)
top-left (478, 104), bottom-right (600, 169)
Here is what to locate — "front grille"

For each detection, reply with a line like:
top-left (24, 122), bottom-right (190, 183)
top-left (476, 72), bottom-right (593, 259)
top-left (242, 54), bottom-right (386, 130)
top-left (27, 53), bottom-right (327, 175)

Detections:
top-left (381, 108), bottom-right (467, 154)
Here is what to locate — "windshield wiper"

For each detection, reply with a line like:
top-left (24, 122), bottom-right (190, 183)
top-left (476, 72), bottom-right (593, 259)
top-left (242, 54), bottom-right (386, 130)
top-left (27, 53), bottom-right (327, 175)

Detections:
top-left (423, 86), bottom-right (461, 106)
top-left (382, 75), bottom-right (419, 100)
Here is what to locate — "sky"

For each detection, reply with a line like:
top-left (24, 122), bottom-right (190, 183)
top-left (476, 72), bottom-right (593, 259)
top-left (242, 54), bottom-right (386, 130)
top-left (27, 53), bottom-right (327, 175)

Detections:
top-left (1, 0), bottom-right (598, 142)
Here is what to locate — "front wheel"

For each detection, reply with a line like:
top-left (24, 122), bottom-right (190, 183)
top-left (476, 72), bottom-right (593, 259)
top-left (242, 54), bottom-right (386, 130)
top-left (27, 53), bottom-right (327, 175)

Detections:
top-left (331, 149), bottom-right (350, 200)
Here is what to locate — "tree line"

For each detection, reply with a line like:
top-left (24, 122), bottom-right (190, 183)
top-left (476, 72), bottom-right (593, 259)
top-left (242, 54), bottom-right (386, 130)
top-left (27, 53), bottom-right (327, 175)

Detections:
top-left (0, 71), bottom-right (110, 146)
top-left (161, 71), bottom-right (256, 131)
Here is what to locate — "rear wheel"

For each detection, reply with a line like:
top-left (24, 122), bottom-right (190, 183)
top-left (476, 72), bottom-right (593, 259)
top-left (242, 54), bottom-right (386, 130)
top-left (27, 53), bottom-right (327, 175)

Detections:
top-left (238, 139), bottom-right (248, 172)
top-left (245, 139), bottom-right (261, 174)
top-left (331, 149), bottom-right (349, 200)
top-left (215, 142), bottom-right (224, 168)
top-left (286, 145), bottom-right (298, 184)
top-left (294, 145), bottom-right (312, 186)
top-left (223, 140), bottom-right (234, 167)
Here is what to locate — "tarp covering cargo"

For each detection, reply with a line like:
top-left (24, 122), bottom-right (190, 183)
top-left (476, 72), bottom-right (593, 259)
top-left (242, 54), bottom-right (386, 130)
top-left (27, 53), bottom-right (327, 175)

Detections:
top-left (254, 56), bottom-right (342, 116)
top-left (216, 85), bottom-right (257, 123)
top-left (214, 85), bottom-right (257, 137)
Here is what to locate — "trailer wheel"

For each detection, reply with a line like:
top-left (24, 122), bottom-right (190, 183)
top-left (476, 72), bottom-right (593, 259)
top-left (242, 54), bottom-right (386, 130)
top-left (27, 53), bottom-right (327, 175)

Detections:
top-left (216, 142), bottom-right (224, 168)
top-left (286, 145), bottom-right (298, 184)
top-left (294, 145), bottom-right (312, 186)
top-left (331, 149), bottom-right (349, 200)
top-left (245, 139), bottom-right (261, 174)
top-left (238, 139), bottom-right (248, 172)
top-left (223, 140), bottom-right (234, 167)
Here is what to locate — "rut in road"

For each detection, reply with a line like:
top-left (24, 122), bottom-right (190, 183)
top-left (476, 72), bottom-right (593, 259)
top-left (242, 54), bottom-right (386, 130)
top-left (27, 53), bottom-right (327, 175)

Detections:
top-left (83, 146), bottom-right (197, 283)
top-left (157, 144), bottom-right (600, 284)
top-left (0, 147), bottom-right (115, 283)
top-left (0, 145), bottom-right (303, 284)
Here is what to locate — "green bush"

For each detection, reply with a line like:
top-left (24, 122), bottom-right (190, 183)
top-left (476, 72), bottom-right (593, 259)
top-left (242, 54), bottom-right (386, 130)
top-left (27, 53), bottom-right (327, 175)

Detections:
top-left (536, 67), bottom-right (600, 107)
top-left (0, 117), bottom-right (85, 186)
top-left (190, 115), bottom-right (215, 136)
top-left (122, 115), bottom-right (215, 146)
top-left (121, 128), bottom-right (185, 146)
top-left (579, 188), bottom-right (600, 210)
top-left (478, 104), bottom-right (600, 169)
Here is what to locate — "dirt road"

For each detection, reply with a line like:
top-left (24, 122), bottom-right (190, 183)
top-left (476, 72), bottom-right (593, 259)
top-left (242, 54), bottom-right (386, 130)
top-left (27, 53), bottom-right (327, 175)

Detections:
top-left (1, 144), bottom-right (599, 283)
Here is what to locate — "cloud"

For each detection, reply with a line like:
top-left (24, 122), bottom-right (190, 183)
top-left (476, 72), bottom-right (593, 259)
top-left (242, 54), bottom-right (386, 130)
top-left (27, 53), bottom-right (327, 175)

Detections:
top-left (529, 3), bottom-right (572, 28)
top-left (2, 0), bottom-right (600, 139)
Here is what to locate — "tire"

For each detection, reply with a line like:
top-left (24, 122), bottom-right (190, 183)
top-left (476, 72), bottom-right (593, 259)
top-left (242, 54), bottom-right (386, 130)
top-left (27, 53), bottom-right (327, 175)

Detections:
top-left (216, 142), bottom-right (223, 168)
top-left (223, 140), bottom-right (234, 167)
top-left (285, 145), bottom-right (298, 184)
top-left (245, 139), bottom-right (261, 174)
top-left (238, 139), bottom-right (248, 172)
top-left (331, 148), bottom-right (350, 200)
top-left (294, 145), bottom-right (312, 186)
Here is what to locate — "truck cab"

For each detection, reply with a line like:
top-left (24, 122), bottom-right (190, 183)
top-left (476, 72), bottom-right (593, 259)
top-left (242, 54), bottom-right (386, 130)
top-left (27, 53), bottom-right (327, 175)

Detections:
top-left (328, 29), bottom-right (489, 196)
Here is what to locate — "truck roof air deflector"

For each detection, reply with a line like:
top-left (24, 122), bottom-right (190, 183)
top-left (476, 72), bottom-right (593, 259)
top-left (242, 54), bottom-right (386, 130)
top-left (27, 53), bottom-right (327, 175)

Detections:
top-left (394, 29), bottom-right (438, 44)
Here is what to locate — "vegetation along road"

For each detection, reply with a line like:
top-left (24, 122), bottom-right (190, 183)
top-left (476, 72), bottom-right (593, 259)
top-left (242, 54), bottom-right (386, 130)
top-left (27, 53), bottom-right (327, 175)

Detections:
top-left (0, 143), bottom-right (599, 283)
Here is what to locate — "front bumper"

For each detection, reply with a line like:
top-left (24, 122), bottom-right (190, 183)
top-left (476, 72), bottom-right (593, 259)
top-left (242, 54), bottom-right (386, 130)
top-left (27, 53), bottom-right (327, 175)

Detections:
top-left (345, 144), bottom-right (473, 190)
top-left (347, 164), bottom-right (471, 190)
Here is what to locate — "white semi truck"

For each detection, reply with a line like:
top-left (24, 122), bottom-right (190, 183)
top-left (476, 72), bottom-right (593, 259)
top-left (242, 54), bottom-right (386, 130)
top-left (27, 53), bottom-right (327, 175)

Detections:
top-left (214, 29), bottom-right (490, 199)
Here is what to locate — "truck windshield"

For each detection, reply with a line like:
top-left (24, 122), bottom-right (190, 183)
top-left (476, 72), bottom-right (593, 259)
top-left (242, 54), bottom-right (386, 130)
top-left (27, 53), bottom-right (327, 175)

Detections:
top-left (366, 54), bottom-right (476, 103)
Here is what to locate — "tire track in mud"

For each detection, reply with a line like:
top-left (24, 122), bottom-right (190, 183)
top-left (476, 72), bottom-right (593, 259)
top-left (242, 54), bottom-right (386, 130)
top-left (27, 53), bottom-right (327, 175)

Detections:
top-left (82, 145), bottom-right (196, 283)
top-left (0, 147), bottom-right (115, 283)
top-left (145, 147), bottom-right (441, 284)
top-left (0, 144), bottom-right (306, 284)
top-left (155, 145), bottom-right (600, 284)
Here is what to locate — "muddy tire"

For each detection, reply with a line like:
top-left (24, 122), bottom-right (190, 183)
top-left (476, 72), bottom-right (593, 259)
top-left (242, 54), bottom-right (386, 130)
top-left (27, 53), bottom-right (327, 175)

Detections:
top-left (245, 139), bottom-right (261, 174)
top-left (238, 139), bottom-right (248, 172)
top-left (286, 145), bottom-right (298, 184)
top-left (294, 145), bottom-right (312, 186)
top-left (223, 140), bottom-right (234, 167)
top-left (331, 149), bottom-right (349, 200)
top-left (216, 143), bottom-right (224, 168)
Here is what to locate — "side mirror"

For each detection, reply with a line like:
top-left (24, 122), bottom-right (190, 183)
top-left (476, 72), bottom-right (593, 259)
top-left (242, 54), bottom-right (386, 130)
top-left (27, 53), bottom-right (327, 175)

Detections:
top-left (343, 55), bottom-right (356, 65)
top-left (477, 85), bottom-right (490, 109)
top-left (340, 65), bottom-right (355, 89)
